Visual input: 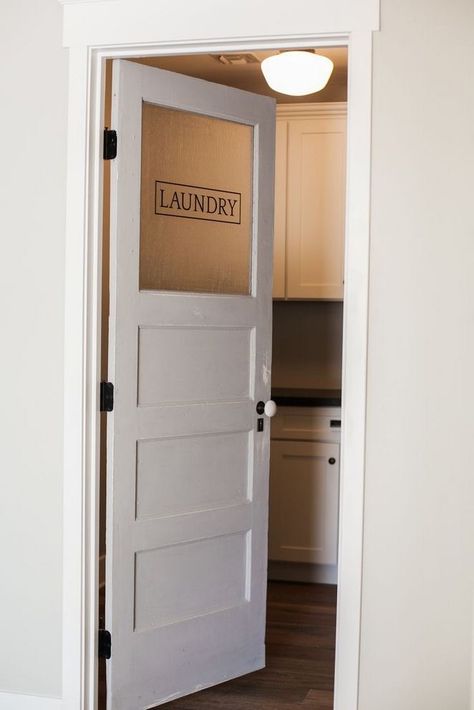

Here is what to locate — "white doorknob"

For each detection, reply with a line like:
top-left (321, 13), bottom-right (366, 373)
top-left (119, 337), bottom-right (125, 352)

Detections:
top-left (264, 400), bottom-right (277, 418)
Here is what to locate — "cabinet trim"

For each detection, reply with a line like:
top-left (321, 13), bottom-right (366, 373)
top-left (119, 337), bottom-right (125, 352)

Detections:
top-left (277, 102), bottom-right (347, 120)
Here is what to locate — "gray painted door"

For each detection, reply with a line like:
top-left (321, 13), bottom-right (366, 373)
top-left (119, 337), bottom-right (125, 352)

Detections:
top-left (106, 59), bottom-right (276, 709)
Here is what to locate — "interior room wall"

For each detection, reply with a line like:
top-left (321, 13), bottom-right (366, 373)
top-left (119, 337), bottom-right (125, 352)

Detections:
top-left (0, 0), bottom-right (67, 698)
top-left (359, 0), bottom-right (474, 708)
top-left (4, 0), bottom-right (474, 707)
top-left (272, 301), bottom-right (343, 390)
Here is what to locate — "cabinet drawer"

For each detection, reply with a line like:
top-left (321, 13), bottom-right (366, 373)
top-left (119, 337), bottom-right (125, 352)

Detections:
top-left (270, 406), bottom-right (341, 442)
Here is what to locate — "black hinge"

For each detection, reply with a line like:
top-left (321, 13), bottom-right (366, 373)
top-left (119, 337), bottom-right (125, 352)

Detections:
top-left (103, 128), bottom-right (117, 160)
top-left (100, 381), bottom-right (114, 412)
top-left (98, 629), bottom-right (111, 659)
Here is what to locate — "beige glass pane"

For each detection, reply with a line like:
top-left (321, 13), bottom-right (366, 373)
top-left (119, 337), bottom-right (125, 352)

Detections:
top-left (139, 102), bottom-right (254, 294)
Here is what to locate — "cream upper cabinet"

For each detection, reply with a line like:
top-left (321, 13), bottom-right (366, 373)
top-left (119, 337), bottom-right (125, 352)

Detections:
top-left (272, 103), bottom-right (347, 300)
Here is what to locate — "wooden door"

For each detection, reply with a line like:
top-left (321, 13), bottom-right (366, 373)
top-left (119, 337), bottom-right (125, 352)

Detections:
top-left (106, 59), bottom-right (276, 709)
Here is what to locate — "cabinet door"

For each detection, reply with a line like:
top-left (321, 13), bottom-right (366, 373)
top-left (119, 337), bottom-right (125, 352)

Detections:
top-left (272, 120), bottom-right (287, 299)
top-left (286, 115), bottom-right (346, 299)
top-left (269, 440), bottom-right (339, 564)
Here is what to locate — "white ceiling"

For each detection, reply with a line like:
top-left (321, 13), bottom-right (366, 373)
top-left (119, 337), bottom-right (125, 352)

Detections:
top-left (132, 47), bottom-right (348, 104)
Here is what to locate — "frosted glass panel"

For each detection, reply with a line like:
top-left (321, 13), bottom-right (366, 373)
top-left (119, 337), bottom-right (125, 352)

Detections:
top-left (140, 102), bottom-right (254, 294)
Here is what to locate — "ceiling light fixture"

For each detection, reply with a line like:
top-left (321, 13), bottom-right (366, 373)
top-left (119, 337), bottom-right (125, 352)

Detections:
top-left (261, 51), bottom-right (334, 96)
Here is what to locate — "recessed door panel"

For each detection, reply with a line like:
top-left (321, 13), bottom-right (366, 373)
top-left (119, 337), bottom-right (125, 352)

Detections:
top-left (135, 431), bottom-right (252, 520)
top-left (134, 531), bottom-right (250, 631)
top-left (137, 325), bottom-right (253, 405)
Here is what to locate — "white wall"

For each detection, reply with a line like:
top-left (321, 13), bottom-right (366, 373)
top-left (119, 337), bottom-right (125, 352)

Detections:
top-left (359, 0), bottom-right (474, 708)
top-left (2, 0), bottom-right (474, 706)
top-left (0, 0), bottom-right (67, 698)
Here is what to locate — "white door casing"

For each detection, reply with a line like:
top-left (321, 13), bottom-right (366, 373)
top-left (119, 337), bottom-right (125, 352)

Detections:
top-left (59, 10), bottom-right (376, 710)
top-left (106, 60), bottom-right (275, 709)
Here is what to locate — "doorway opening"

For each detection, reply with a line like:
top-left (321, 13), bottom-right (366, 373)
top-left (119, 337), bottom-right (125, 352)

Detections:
top-left (99, 46), bottom-right (347, 709)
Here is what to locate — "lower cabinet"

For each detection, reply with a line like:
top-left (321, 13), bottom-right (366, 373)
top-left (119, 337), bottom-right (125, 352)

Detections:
top-left (268, 406), bottom-right (341, 584)
top-left (268, 407), bottom-right (340, 584)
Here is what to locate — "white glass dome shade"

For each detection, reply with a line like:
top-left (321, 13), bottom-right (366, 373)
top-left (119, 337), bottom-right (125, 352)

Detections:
top-left (261, 51), bottom-right (334, 96)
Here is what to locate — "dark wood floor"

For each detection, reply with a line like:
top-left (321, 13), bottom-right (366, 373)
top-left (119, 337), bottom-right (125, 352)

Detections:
top-left (100, 582), bottom-right (336, 710)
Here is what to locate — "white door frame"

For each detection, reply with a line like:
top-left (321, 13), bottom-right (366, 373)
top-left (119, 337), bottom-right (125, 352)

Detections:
top-left (60, 7), bottom-right (376, 710)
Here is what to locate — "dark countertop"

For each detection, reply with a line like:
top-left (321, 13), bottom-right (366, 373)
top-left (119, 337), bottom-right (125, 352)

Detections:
top-left (271, 387), bottom-right (342, 408)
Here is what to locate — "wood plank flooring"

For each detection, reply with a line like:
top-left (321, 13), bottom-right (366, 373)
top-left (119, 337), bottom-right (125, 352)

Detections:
top-left (99, 582), bottom-right (336, 710)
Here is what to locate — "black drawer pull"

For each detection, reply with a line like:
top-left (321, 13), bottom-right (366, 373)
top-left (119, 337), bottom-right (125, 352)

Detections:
top-left (330, 419), bottom-right (341, 428)
top-left (328, 457), bottom-right (336, 465)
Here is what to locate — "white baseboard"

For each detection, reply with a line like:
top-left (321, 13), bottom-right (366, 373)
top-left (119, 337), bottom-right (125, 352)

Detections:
top-left (99, 554), bottom-right (106, 589)
top-left (268, 560), bottom-right (338, 585)
top-left (0, 692), bottom-right (62, 710)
